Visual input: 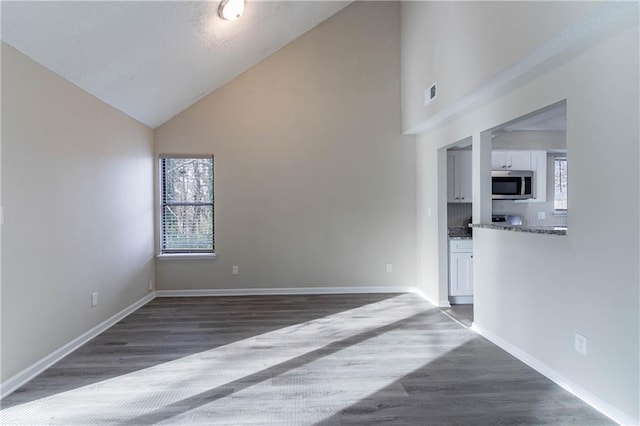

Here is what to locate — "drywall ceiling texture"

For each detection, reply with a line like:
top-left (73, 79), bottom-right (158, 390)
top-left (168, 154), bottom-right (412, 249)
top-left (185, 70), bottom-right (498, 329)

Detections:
top-left (155, 1), bottom-right (417, 292)
top-left (0, 1), bottom-right (350, 128)
top-left (1, 43), bottom-right (155, 382)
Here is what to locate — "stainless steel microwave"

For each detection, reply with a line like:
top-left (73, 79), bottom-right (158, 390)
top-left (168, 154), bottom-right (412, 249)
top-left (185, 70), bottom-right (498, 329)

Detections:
top-left (492, 170), bottom-right (534, 200)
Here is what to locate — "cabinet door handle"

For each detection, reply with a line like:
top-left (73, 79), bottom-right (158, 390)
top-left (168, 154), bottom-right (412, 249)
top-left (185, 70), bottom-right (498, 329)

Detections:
top-left (470, 255), bottom-right (473, 258)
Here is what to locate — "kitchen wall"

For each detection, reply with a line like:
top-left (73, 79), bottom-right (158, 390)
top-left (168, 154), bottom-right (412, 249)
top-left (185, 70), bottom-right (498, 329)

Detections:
top-left (492, 153), bottom-right (568, 228)
top-left (408, 3), bottom-right (639, 423)
top-left (491, 131), bottom-right (567, 227)
top-left (447, 203), bottom-right (472, 227)
top-left (1, 44), bottom-right (155, 382)
top-left (155, 2), bottom-right (416, 291)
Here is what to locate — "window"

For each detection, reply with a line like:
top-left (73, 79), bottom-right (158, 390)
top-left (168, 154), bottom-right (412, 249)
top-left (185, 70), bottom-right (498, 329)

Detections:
top-left (160, 156), bottom-right (214, 254)
top-left (554, 157), bottom-right (567, 212)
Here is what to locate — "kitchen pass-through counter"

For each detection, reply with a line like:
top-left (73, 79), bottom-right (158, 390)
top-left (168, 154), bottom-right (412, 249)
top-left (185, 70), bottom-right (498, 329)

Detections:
top-left (470, 223), bottom-right (567, 236)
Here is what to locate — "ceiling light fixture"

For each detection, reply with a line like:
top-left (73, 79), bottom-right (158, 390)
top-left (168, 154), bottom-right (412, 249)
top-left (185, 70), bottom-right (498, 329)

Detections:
top-left (219, 0), bottom-right (245, 21)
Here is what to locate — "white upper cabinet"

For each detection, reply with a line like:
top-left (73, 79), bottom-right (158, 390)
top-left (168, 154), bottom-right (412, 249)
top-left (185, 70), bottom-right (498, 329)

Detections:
top-left (492, 150), bottom-right (531, 170)
top-left (528, 150), bottom-right (547, 202)
top-left (447, 150), bottom-right (472, 203)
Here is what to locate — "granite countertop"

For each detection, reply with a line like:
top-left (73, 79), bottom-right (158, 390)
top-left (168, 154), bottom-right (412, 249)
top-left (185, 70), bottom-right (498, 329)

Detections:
top-left (448, 227), bottom-right (472, 240)
top-left (470, 223), bottom-right (567, 236)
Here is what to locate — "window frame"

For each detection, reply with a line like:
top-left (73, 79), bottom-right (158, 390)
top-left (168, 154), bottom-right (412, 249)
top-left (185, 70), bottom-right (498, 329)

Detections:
top-left (553, 156), bottom-right (568, 215)
top-left (158, 154), bottom-right (215, 258)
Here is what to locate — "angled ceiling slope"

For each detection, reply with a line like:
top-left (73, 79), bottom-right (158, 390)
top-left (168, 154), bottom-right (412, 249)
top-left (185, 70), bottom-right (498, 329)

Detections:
top-left (1, 1), bottom-right (350, 128)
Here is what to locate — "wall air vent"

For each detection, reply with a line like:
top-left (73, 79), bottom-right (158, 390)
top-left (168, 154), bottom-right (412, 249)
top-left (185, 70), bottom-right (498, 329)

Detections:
top-left (424, 82), bottom-right (437, 106)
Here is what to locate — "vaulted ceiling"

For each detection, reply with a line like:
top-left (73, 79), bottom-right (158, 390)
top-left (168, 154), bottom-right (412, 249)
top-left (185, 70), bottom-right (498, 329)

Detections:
top-left (1, 1), bottom-right (350, 128)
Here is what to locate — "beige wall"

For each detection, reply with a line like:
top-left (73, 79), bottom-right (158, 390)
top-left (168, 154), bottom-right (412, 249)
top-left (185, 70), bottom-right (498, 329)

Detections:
top-left (411, 7), bottom-right (639, 423)
top-left (401, 1), bottom-right (600, 133)
top-left (155, 2), bottom-right (416, 291)
top-left (1, 44), bottom-right (155, 381)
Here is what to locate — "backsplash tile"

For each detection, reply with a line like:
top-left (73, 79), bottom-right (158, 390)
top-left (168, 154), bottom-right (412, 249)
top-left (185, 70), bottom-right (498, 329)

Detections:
top-left (492, 200), bottom-right (567, 227)
top-left (447, 203), bottom-right (472, 226)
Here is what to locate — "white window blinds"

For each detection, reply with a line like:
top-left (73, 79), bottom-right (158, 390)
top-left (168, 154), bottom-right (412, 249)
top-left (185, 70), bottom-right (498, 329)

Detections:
top-left (554, 157), bottom-right (567, 211)
top-left (160, 156), bottom-right (214, 253)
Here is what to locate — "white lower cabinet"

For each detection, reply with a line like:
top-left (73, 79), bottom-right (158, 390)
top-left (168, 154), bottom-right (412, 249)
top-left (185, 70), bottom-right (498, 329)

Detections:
top-left (449, 239), bottom-right (473, 304)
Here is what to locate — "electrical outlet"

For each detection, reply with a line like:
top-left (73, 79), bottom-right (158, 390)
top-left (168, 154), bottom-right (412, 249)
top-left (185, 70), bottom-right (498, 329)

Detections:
top-left (91, 292), bottom-right (99, 307)
top-left (386, 263), bottom-right (393, 273)
top-left (232, 265), bottom-right (239, 275)
top-left (538, 211), bottom-right (546, 220)
top-left (575, 333), bottom-right (587, 356)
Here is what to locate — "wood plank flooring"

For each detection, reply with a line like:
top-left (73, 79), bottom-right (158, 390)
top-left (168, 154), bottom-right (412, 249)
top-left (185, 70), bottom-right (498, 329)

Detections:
top-left (1, 293), bottom-right (612, 425)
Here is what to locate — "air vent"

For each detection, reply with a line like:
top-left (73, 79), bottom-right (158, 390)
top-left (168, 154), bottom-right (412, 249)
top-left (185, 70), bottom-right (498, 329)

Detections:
top-left (424, 82), bottom-right (437, 106)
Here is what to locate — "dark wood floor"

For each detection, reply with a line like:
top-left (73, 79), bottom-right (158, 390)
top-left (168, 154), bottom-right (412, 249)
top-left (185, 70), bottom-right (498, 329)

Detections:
top-left (440, 304), bottom-right (474, 328)
top-left (1, 293), bottom-right (612, 425)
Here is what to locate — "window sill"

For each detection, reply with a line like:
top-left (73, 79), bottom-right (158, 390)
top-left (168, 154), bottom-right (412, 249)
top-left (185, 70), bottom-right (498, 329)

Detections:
top-left (157, 253), bottom-right (216, 260)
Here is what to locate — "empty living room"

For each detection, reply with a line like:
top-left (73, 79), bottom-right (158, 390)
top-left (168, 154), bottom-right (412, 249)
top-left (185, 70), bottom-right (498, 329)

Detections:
top-left (1, 1), bottom-right (638, 425)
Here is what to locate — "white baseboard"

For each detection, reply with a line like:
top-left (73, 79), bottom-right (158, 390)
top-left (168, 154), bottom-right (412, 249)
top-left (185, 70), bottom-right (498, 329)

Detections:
top-left (156, 286), bottom-right (414, 298)
top-left (0, 293), bottom-right (156, 399)
top-left (471, 323), bottom-right (637, 426)
top-left (448, 295), bottom-right (473, 305)
top-left (410, 288), bottom-right (451, 308)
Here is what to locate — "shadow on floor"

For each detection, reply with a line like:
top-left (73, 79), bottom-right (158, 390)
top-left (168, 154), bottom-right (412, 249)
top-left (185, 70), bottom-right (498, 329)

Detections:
top-left (440, 303), bottom-right (474, 328)
top-left (321, 338), bottom-right (613, 425)
top-left (1, 295), bottom-right (613, 426)
top-left (120, 309), bottom-right (444, 425)
top-left (1, 293), bottom-right (401, 408)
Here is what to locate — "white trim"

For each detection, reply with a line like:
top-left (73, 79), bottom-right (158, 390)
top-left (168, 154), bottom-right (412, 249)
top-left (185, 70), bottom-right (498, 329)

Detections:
top-left (448, 295), bottom-right (473, 305)
top-left (410, 287), bottom-right (451, 308)
top-left (438, 299), bottom-right (452, 308)
top-left (406, 2), bottom-right (638, 135)
top-left (156, 253), bottom-right (216, 260)
top-left (471, 323), bottom-right (637, 426)
top-left (0, 293), bottom-right (156, 400)
top-left (438, 310), bottom-right (469, 329)
top-left (156, 287), bottom-right (414, 298)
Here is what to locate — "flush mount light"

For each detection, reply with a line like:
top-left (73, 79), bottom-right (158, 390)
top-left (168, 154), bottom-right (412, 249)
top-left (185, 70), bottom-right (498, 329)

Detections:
top-left (219, 0), bottom-right (245, 21)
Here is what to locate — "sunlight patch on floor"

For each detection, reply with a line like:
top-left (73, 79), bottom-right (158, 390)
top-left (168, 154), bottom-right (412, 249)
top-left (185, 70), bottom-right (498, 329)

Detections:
top-left (153, 325), bottom-right (471, 425)
top-left (0, 294), bottom-right (471, 424)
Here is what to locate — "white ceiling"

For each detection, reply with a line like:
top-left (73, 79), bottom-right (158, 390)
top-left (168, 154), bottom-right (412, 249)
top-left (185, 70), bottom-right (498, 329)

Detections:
top-left (1, 1), bottom-right (350, 128)
top-left (500, 102), bottom-right (567, 132)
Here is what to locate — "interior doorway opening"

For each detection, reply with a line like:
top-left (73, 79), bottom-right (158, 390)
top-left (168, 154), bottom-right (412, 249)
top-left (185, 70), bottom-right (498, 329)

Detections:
top-left (445, 138), bottom-right (473, 317)
top-left (489, 101), bottom-right (568, 230)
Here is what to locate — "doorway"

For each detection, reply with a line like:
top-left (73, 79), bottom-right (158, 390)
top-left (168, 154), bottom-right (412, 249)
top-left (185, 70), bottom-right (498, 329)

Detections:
top-left (445, 140), bottom-right (473, 315)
